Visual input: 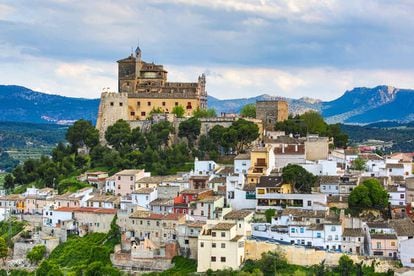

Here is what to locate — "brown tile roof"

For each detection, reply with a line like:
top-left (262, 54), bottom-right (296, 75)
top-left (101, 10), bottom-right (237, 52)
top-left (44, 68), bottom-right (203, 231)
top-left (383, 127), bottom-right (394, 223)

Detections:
top-left (370, 233), bottom-right (397, 240)
top-left (230, 235), bottom-right (244, 241)
top-left (359, 153), bottom-right (384, 161)
top-left (55, 207), bottom-right (117, 214)
top-left (327, 196), bottom-right (348, 203)
top-left (243, 183), bottom-right (256, 192)
top-left (257, 176), bottom-right (283, 187)
top-left (386, 163), bottom-right (404, 169)
top-left (318, 176), bottom-right (341, 185)
top-left (212, 222), bottom-right (236, 231)
top-left (367, 221), bottom-right (390, 229)
top-left (87, 194), bottom-right (119, 203)
top-left (129, 210), bottom-right (184, 220)
top-left (208, 177), bottom-right (226, 184)
top-left (149, 198), bottom-right (173, 206)
top-left (115, 169), bottom-right (144, 176)
top-left (389, 219), bottom-right (414, 237)
top-left (136, 175), bottom-right (178, 183)
top-left (281, 208), bottom-right (326, 218)
top-left (234, 153), bottom-right (250, 160)
top-left (133, 188), bottom-right (154, 194)
top-left (197, 196), bottom-right (223, 203)
top-left (186, 221), bottom-right (206, 228)
top-left (224, 210), bottom-right (254, 220)
top-left (180, 189), bottom-right (212, 195)
top-left (343, 228), bottom-right (364, 237)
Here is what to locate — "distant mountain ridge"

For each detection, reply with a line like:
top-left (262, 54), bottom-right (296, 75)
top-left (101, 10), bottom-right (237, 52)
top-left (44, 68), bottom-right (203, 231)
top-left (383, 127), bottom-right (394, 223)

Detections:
top-left (0, 84), bottom-right (413, 125)
top-left (0, 85), bottom-right (99, 124)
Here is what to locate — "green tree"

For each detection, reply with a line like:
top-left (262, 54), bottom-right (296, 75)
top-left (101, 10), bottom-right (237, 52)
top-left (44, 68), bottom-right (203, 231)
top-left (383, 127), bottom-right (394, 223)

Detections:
top-left (301, 111), bottom-right (327, 135)
top-left (264, 209), bottom-right (275, 223)
top-left (351, 157), bottom-right (366, 171)
top-left (282, 164), bottom-right (317, 193)
top-left (240, 104), bottom-right (256, 118)
top-left (192, 107), bottom-right (217, 118)
top-left (27, 244), bottom-right (46, 264)
top-left (66, 120), bottom-right (99, 151)
top-left (338, 255), bottom-right (354, 276)
top-left (0, 237), bottom-right (8, 264)
top-left (172, 105), bottom-right (185, 118)
top-left (178, 117), bottom-right (201, 147)
top-left (348, 178), bottom-right (389, 214)
top-left (229, 119), bottom-right (259, 153)
top-left (105, 119), bottom-right (132, 151)
top-left (4, 174), bottom-right (14, 190)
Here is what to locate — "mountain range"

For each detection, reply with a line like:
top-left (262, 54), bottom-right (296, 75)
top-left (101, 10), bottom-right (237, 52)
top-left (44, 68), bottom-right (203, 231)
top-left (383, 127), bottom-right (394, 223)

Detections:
top-left (0, 85), bottom-right (413, 125)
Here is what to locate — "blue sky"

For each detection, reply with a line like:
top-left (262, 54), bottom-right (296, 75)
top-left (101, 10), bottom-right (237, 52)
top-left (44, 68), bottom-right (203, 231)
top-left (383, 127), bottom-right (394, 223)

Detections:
top-left (1, 0), bottom-right (414, 100)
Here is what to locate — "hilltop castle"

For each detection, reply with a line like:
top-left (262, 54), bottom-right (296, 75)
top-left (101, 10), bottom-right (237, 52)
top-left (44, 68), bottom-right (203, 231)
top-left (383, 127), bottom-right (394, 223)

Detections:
top-left (96, 47), bottom-right (208, 140)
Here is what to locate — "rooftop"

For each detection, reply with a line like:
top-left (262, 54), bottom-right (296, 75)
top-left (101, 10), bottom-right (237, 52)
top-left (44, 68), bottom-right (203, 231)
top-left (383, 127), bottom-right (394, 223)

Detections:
top-left (370, 233), bottom-right (397, 240)
top-left (389, 219), bottom-right (414, 237)
top-left (87, 194), bottom-right (119, 203)
top-left (54, 207), bottom-right (117, 214)
top-left (343, 228), bottom-right (364, 237)
top-left (257, 176), bottom-right (283, 187)
top-left (223, 209), bottom-right (254, 220)
top-left (234, 152), bottom-right (250, 160)
top-left (149, 198), bottom-right (174, 206)
top-left (115, 169), bottom-right (144, 176)
top-left (136, 175), bottom-right (178, 183)
top-left (133, 188), bottom-right (155, 194)
top-left (367, 221), bottom-right (391, 229)
top-left (129, 210), bottom-right (184, 220)
top-left (211, 222), bottom-right (236, 231)
top-left (197, 196), bottom-right (223, 203)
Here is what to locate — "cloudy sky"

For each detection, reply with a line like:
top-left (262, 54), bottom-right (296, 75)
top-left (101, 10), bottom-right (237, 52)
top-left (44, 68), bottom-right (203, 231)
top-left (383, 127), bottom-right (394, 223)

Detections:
top-left (1, 0), bottom-right (414, 100)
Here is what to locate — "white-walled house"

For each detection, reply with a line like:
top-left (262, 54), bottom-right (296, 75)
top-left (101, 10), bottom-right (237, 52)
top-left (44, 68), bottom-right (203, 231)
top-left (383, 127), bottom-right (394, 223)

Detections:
top-left (234, 153), bottom-right (251, 175)
top-left (105, 176), bottom-right (116, 194)
top-left (131, 188), bottom-right (158, 209)
top-left (252, 208), bottom-right (342, 251)
top-left (300, 160), bottom-right (338, 176)
top-left (388, 185), bottom-right (406, 206)
top-left (194, 158), bottom-right (218, 176)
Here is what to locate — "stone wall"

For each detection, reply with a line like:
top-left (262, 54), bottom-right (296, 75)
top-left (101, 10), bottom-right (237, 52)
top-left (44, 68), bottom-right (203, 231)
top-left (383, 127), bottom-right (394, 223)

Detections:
top-left (96, 92), bottom-right (129, 142)
top-left (245, 240), bottom-right (396, 272)
top-left (256, 100), bottom-right (288, 130)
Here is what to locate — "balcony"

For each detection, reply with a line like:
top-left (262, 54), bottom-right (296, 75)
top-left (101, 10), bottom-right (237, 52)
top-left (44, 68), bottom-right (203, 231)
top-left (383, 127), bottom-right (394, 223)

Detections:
top-left (254, 162), bottom-right (267, 167)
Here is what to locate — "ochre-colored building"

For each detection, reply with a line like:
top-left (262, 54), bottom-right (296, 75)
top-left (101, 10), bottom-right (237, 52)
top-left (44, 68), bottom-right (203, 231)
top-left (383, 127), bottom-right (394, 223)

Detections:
top-left (118, 47), bottom-right (207, 120)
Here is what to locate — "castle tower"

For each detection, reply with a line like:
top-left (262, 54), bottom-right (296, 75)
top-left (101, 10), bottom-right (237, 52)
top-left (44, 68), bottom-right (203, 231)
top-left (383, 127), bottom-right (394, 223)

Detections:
top-left (96, 92), bottom-right (129, 142)
top-left (256, 100), bottom-right (288, 131)
top-left (135, 45), bottom-right (141, 61)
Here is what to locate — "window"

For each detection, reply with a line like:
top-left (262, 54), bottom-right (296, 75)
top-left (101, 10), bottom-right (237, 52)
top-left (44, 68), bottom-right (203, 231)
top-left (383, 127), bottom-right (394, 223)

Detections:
top-left (331, 226), bottom-right (336, 231)
top-left (141, 111), bottom-right (146, 116)
top-left (316, 232), bottom-right (321, 238)
top-left (200, 242), bottom-right (204, 248)
top-left (147, 101), bottom-right (151, 106)
top-left (400, 194), bottom-right (405, 199)
top-left (212, 232), bottom-right (216, 237)
top-left (221, 232), bottom-right (225, 237)
top-left (212, 243), bottom-right (216, 248)
top-left (307, 201), bottom-right (312, 206)
top-left (211, 256), bottom-right (216, 262)
top-left (147, 221), bottom-right (150, 226)
top-left (391, 241), bottom-right (396, 246)
top-left (221, 243), bottom-right (225, 248)
top-left (376, 242), bottom-right (381, 249)
top-left (201, 211), bottom-right (204, 216)
top-left (221, 257), bottom-right (226, 262)
top-left (162, 102), bottom-right (166, 106)
top-left (335, 235), bottom-right (339, 240)
top-left (358, 237), bottom-right (361, 242)
top-left (175, 102), bottom-right (179, 106)
top-left (137, 101), bottom-right (140, 106)
top-left (119, 102), bottom-right (123, 107)
top-left (110, 102), bottom-right (114, 106)
top-left (300, 228), bottom-right (304, 233)
top-left (291, 228), bottom-right (296, 233)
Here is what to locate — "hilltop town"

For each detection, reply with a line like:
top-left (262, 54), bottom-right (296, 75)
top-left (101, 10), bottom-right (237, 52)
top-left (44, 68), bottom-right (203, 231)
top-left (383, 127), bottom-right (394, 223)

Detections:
top-left (1, 50), bottom-right (414, 276)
